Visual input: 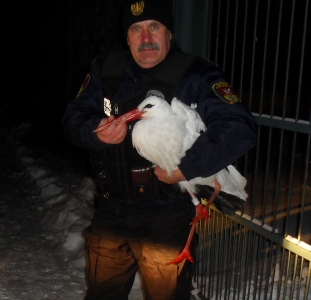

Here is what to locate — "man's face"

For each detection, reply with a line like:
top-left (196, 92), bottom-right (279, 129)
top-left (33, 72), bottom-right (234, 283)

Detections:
top-left (127, 20), bottom-right (172, 69)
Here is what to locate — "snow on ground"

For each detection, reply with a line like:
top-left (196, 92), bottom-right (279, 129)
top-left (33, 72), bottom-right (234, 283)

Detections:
top-left (0, 123), bottom-right (143, 299)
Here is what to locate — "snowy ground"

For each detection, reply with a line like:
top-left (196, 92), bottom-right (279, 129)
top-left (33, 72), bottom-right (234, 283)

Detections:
top-left (0, 123), bottom-right (143, 300)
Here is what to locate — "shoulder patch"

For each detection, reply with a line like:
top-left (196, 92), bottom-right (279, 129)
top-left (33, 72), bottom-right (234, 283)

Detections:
top-left (212, 82), bottom-right (239, 104)
top-left (75, 74), bottom-right (90, 99)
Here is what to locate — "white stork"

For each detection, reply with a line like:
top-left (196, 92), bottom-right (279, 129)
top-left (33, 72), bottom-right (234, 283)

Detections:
top-left (94, 96), bottom-right (248, 264)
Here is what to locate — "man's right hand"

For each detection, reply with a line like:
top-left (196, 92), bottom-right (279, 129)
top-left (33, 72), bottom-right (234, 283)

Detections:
top-left (96, 115), bottom-right (128, 144)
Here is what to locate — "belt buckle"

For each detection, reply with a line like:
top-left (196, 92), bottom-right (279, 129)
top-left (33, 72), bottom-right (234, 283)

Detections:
top-left (131, 164), bottom-right (153, 201)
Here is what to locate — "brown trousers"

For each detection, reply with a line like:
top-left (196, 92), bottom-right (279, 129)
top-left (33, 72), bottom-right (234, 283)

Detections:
top-left (83, 200), bottom-right (196, 300)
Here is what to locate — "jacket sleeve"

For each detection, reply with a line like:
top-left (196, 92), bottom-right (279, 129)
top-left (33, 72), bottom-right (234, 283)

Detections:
top-left (176, 61), bottom-right (258, 180)
top-left (62, 55), bottom-right (110, 151)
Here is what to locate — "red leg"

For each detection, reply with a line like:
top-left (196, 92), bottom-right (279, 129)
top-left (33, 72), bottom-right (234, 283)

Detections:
top-left (166, 221), bottom-right (196, 265)
top-left (190, 179), bottom-right (221, 225)
top-left (166, 180), bottom-right (221, 265)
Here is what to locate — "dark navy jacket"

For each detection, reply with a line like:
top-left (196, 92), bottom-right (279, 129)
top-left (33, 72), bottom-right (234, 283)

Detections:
top-left (62, 40), bottom-right (258, 204)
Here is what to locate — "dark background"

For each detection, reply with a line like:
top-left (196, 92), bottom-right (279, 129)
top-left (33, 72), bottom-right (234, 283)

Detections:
top-left (7, 0), bottom-right (129, 171)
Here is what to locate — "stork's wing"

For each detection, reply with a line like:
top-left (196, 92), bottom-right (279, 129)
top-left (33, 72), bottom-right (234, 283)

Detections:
top-left (171, 98), bottom-right (206, 153)
top-left (171, 98), bottom-right (206, 132)
top-left (215, 165), bottom-right (248, 201)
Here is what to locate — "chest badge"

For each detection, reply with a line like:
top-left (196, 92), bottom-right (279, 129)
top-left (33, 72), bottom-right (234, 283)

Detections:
top-left (104, 98), bottom-right (112, 116)
top-left (212, 82), bottom-right (239, 104)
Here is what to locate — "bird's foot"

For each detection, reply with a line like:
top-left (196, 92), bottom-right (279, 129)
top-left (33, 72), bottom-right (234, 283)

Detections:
top-left (166, 249), bottom-right (194, 265)
top-left (189, 205), bottom-right (210, 225)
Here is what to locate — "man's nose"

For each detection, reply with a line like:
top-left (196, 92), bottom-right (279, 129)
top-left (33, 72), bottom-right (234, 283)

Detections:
top-left (141, 28), bottom-right (152, 43)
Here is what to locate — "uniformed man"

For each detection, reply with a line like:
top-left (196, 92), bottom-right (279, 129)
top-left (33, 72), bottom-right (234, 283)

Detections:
top-left (62, 0), bottom-right (258, 299)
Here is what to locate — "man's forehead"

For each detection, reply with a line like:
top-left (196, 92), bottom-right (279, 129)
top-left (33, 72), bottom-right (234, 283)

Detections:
top-left (129, 20), bottom-right (163, 27)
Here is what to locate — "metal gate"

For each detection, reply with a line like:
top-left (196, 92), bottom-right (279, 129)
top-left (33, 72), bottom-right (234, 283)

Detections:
top-left (172, 1), bottom-right (311, 299)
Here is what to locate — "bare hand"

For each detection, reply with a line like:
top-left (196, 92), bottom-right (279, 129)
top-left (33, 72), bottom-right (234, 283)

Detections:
top-left (96, 115), bottom-right (127, 144)
top-left (154, 166), bottom-right (186, 184)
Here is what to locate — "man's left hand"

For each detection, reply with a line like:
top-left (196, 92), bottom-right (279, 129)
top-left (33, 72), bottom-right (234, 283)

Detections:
top-left (153, 166), bottom-right (186, 184)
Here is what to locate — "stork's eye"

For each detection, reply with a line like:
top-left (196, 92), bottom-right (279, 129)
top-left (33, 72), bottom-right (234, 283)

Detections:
top-left (144, 104), bottom-right (154, 109)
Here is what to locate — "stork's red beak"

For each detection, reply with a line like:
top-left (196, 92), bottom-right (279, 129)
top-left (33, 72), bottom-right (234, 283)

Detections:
top-left (93, 108), bottom-right (142, 133)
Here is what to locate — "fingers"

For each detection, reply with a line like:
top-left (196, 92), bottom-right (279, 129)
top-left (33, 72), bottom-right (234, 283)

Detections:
top-left (96, 116), bottom-right (128, 144)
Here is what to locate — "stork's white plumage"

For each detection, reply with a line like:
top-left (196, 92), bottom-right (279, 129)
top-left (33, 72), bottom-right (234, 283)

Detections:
top-left (132, 96), bottom-right (247, 201)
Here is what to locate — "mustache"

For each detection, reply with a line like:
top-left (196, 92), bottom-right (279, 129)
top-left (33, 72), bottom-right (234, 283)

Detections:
top-left (137, 43), bottom-right (160, 52)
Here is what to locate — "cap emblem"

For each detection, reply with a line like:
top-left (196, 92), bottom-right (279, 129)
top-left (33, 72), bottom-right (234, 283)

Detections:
top-left (131, 1), bottom-right (144, 16)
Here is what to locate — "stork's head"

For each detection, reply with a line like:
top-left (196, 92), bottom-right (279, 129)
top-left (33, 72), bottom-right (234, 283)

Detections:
top-left (136, 96), bottom-right (171, 119)
top-left (93, 96), bottom-right (171, 133)
top-left (120, 96), bottom-right (171, 121)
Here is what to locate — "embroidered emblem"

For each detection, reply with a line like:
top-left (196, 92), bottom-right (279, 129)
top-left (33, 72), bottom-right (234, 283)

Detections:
top-left (146, 90), bottom-right (165, 99)
top-left (104, 98), bottom-right (112, 116)
top-left (212, 82), bottom-right (239, 104)
top-left (131, 1), bottom-right (144, 16)
top-left (75, 74), bottom-right (90, 98)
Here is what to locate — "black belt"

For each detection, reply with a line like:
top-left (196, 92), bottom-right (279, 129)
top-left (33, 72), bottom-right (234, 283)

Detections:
top-left (101, 164), bottom-right (183, 203)
top-left (102, 165), bottom-right (155, 202)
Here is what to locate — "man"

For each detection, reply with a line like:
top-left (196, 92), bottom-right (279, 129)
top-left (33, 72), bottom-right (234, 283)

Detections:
top-left (62, 0), bottom-right (258, 299)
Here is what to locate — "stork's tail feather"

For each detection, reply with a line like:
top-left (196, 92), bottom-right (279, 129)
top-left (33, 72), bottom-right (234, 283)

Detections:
top-left (196, 185), bottom-right (246, 215)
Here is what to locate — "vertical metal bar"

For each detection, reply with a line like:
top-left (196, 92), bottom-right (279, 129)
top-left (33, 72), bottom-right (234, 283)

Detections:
top-left (261, 127), bottom-right (273, 224)
top-left (304, 261), bottom-right (311, 300)
top-left (296, 258), bottom-right (304, 300)
top-left (272, 128), bottom-right (284, 233)
top-left (230, 0), bottom-right (239, 85)
top-left (259, 0), bottom-right (271, 114)
top-left (215, 0), bottom-right (222, 64)
top-left (250, 124), bottom-right (261, 219)
top-left (201, 224), bottom-right (208, 295)
top-left (300, 134), bottom-right (311, 242)
top-left (204, 0), bottom-right (213, 60)
top-left (236, 225), bottom-right (246, 299)
top-left (282, 0), bottom-right (296, 118)
top-left (218, 216), bottom-right (226, 299)
top-left (241, 230), bottom-right (254, 299)
top-left (289, 255), bottom-right (299, 299)
top-left (270, 0), bottom-right (283, 117)
top-left (284, 130), bottom-right (297, 239)
top-left (276, 248), bottom-right (286, 299)
top-left (295, 0), bottom-right (309, 121)
top-left (238, 0), bottom-right (248, 102)
top-left (201, 0), bottom-right (211, 59)
top-left (222, 0), bottom-right (230, 71)
top-left (257, 237), bottom-right (267, 300)
top-left (247, 0), bottom-right (259, 106)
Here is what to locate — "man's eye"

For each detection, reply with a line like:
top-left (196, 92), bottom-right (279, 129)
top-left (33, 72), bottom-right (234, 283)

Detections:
top-left (150, 25), bottom-right (159, 30)
top-left (131, 27), bottom-right (141, 32)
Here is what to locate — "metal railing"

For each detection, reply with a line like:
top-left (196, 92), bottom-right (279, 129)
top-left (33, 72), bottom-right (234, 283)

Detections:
top-left (172, 0), bottom-right (310, 299)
